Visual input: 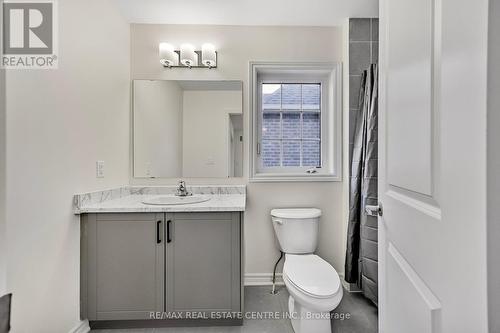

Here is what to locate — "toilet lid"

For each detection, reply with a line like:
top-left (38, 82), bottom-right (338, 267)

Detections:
top-left (283, 254), bottom-right (341, 299)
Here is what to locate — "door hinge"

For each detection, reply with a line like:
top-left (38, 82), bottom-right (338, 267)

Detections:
top-left (257, 142), bottom-right (261, 155)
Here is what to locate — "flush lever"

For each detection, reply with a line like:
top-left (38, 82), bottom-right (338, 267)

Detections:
top-left (272, 218), bottom-right (283, 225)
top-left (365, 203), bottom-right (383, 217)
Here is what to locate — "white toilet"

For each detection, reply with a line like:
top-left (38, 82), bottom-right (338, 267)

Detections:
top-left (271, 208), bottom-right (343, 333)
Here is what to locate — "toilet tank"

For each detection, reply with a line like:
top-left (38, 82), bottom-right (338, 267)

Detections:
top-left (271, 208), bottom-right (321, 254)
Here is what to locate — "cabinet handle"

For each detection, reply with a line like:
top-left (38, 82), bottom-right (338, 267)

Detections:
top-left (156, 220), bottom-right (162, 244)
top-left (167, 220), bottom-right (172, 243)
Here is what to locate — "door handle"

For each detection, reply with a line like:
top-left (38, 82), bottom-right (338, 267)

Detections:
top-left (365, 203), bottom-right (383, 217)
top-left (156, 220), bottom-right (162, 244)
top-left (167, 220), bottom-right (172, 243)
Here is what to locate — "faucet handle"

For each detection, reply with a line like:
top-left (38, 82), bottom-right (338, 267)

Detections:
top-left (176, 180), bottom-right (192, 196)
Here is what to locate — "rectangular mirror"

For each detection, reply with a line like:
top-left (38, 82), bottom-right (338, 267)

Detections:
top-left (133, 80), bottom-right (243, 178)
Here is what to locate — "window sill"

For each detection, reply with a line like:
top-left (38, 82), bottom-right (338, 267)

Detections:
top-left (249, 174), bottom-right (341, 183)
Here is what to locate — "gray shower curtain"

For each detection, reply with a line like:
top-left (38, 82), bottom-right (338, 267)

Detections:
top-left (345, 64), bottom-right (379, 305)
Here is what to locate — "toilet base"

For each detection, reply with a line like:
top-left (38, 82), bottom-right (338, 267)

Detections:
top-left (288, 295), bottom-right (332, 333)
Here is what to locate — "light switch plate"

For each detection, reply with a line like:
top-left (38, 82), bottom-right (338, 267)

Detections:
top-left (96, 160), bottom-right (105, 178)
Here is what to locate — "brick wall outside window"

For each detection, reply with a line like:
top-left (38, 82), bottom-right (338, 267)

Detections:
top-left (261, 83), bottom-right (321, 167)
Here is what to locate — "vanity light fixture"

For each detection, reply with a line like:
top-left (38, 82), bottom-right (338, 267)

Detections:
top-left (201, 43), bottom-right (217, 68)
top-left (159, 43), bottom-right (178, 67)
top-left (159, 43), bottom-right (218, 69)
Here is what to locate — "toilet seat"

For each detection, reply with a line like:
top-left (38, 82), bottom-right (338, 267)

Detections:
top-left (283, 254), bottom-right (341, 299)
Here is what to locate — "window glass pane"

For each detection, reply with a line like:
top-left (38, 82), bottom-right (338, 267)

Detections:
top-left (262, 140), bottom-right (281, 167)
top-left (282, 112), bottom-right (300, 139)
top-left (302, 140), bottom-right (321, 167)
top-left (283, 141), bottom-right (301, 166)
top-left (259, 82), bottom-right (323, 171)
top-left (302, 113), bottom-right (320, 139)
top-left (302, 84), bottom-right (321, 110)
top-left (262, 84), bottom-right (281, 110)
top-left (282, 84), bottom-right (301, 110)
top-left (262, 112), bottom-right (281, 139)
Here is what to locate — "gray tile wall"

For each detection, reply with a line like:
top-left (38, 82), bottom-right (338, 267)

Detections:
top-left (349, 18), bottom-right (379, 168)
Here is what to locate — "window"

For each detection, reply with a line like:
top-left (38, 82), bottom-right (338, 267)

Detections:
top-left (261, 83), bottom-right (322, 168)
top-left (250, 63), bottom-right (342, 181)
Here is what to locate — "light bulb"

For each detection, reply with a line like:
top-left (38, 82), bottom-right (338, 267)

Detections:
top-left (201, 43), bottom-right (217, 68)
top-left (180, 44), bottom-right (197, 67)
top-left (159, 43), bottom-right (178, 67)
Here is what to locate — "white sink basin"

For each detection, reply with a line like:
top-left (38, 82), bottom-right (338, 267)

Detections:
top-left (142, 195), bottom-right (210, 206)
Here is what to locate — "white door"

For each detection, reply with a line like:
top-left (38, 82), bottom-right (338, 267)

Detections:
top-left (378, 0), bottom-right (489, 332)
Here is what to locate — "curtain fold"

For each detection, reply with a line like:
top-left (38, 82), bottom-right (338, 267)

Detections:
top-left (0, 293), bottom-right (12, 333)
top-left (344, 64), bottom-right (379, 305)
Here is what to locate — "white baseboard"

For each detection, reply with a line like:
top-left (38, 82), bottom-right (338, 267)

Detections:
top-left (244, 273), bottom-right (284, 286)
top-left (339, 272), bottom-right (350, 290)
top-left (245, 272), bottom-right (357, 290)
top-left (69, 319), bottom-right (90, 333)
top-left (339, 273), bottom-right (362, 293)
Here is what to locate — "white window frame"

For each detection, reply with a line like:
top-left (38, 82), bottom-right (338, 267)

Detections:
top-left (257, 79), bottom-right (326, 173)
top-left (249, 62), bottom-right (342, 182)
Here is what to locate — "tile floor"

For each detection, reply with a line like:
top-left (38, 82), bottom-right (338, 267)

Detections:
top-left (91, 286), bottom-right (377, 333)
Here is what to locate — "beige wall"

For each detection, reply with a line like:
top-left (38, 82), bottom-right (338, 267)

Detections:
top-left (130, 24), bottom-right (346, 276)
top-left (488, 0), bottom-right (500, 330)
top-left (4, 0), bottom-right (130, 331)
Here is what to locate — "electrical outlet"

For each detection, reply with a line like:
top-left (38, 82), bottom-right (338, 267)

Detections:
top-left (96, 160), bottom-right (105, 178)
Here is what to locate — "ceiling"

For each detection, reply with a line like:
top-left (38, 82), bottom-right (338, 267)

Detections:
top-left (113, 0), bottom-right (378, 26)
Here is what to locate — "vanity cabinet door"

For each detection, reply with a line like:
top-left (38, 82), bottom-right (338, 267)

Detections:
top-left (82, 213), bottom-right (165, 321)
top-left (166, 212), bottom-right (241, 315)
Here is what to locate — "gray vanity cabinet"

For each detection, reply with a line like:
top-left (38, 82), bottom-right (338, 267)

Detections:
top-left (81, 211), bottom-right (242, 326)
top-left (166, 212), bottom-right (241, 314)
top-left (81, 213), bottom-right (165, 321)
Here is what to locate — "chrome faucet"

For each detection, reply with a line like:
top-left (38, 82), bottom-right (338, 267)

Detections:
top-left (175, 180), bottom-right (192, 197)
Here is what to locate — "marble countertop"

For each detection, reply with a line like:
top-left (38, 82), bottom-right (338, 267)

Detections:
top-left (74, 185), bottom-right (246, 214)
